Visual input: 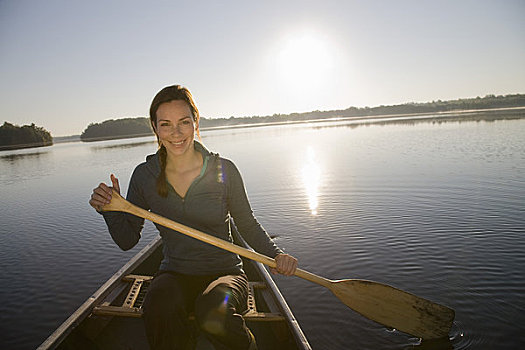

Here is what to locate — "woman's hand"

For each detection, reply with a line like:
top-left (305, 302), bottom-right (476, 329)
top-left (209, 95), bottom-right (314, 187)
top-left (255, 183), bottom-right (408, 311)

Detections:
top-left (271, 253), bottom-right (298, 276)
top-left (89, 174), bottom-right (120, 211)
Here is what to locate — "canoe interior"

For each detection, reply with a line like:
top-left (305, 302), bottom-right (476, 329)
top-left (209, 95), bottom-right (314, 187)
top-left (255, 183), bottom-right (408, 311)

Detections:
top-left (54, 238), bottom-right (307, 350)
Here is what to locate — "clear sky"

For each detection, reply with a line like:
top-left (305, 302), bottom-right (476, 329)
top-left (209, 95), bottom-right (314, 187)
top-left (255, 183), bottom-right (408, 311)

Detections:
top-left (1, 0), bottom-right (524, 136)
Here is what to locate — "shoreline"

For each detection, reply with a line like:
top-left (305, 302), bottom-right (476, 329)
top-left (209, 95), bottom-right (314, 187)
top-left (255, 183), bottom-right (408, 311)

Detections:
top-left (199, 106), bottom-right (525, 131)
top-left (3, 106), bottom-right (525, 151)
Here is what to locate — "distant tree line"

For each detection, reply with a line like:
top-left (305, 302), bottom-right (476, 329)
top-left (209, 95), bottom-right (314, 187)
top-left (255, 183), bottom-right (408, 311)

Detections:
top-left (199, 93), bottom-right (525, 128)
top-left (0, 122), bottom-right (53, 151)
top-left (78, 93), bottom-right (525, 141)
top-left (4, 93), bottom-right (522, 148)
top-left (80, 117), bottom-right (153, 141)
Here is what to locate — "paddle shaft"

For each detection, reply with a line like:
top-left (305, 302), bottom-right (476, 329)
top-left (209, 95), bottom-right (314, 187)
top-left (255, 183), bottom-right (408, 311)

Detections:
top-left (102, 192), bottom-right (332, 288)
top-left (102, 192), bottom-right (454, 339)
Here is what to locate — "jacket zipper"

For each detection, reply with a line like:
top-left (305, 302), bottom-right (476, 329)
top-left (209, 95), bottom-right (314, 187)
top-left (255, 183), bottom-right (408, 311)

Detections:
top-left (180, 155), bottom-right (209, 214)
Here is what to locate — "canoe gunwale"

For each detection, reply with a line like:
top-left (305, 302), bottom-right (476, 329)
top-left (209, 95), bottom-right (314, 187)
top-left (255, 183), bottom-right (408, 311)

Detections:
top-left (248, 255), bottom-right (312, 349)
top-left (231, 229), bottom-right (312, 350)
top-left (37, 236), bottom-right (163, 350)
top-left (38, 228), bottom-right (312, 350)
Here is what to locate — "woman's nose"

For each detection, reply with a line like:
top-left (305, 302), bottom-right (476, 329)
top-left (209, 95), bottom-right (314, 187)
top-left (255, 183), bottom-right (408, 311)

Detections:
top-left (171, 124), bottom-right (183, 135)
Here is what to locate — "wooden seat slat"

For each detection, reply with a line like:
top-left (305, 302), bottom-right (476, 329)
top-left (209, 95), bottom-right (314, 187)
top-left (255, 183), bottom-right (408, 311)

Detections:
top-left (92, 275), bottom-right (285, 322)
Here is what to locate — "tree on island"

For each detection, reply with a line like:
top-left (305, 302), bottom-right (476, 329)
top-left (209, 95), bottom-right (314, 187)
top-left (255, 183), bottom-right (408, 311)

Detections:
top-left (80, 117), bottom-right (153, 142)
top-left (0, 122), bottom-right (53, 151)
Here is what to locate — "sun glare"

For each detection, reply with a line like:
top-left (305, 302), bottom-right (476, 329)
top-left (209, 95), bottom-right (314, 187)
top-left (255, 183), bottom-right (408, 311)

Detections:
top-left (276, 31), bottom-right (334, 92)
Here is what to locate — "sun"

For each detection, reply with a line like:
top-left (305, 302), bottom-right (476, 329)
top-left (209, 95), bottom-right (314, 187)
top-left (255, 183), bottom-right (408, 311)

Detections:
top-left (275, 31), bottom-right (334, 92)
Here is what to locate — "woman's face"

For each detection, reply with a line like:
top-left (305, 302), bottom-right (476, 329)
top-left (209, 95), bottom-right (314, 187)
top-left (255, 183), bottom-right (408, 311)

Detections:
top-left (154, 100), bottom-right (197, 158)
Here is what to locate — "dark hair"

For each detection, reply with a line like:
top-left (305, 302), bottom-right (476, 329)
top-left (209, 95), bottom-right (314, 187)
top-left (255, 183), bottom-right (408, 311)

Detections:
top-left (149, 85), bottom-right (200, 197)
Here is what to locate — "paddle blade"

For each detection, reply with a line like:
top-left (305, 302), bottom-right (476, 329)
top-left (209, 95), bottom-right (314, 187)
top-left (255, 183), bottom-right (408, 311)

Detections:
top-left (330, 279), bottom-right (454, 339)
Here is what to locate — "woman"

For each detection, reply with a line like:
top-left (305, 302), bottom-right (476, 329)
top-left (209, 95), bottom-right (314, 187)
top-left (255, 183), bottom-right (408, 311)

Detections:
top-left (89, 85), bottom-right (298, 350)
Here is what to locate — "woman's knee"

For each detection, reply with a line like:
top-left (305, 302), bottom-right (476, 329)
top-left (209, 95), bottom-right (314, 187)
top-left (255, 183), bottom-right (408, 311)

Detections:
top-left (194, 285), bottom-right (232, 336)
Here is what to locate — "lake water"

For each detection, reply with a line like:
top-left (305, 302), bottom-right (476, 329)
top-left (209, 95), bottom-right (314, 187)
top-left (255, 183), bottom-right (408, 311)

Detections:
top-left (1, 117), bottom-right (524, 349)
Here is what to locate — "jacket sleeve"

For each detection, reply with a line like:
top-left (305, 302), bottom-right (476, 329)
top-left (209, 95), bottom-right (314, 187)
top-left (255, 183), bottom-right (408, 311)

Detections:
top-left (101, 167), bottom-right (148, 251)
top-left (225, 160), bottom-right (284, 258)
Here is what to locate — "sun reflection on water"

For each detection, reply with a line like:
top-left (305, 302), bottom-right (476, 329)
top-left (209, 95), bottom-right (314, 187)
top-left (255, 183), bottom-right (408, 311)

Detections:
top-left (302, 147), bottom-right (321, 215)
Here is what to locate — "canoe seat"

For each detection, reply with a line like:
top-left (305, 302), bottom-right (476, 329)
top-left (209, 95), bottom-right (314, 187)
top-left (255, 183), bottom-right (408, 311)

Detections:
top-left (93, 274), bottom-right (285, 322)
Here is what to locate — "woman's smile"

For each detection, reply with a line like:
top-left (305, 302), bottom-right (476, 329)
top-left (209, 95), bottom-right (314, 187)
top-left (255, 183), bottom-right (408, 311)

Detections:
top-left (169, 139), bottom-right (185, 146)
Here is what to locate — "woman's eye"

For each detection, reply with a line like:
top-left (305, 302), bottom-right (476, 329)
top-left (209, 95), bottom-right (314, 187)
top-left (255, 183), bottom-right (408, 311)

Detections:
top-left (182, 120), bottom-right (191, 125)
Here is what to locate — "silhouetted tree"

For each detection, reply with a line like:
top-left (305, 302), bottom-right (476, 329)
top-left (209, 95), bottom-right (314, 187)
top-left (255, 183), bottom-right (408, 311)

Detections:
top-left (0, 122), bottom-right (53, 150)
top-left (80, 117), bottom-right (153, 141)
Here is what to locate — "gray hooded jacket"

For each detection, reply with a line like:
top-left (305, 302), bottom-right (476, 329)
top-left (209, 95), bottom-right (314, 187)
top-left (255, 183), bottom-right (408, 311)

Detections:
top-left (102, 142), bottom-right (283, 275)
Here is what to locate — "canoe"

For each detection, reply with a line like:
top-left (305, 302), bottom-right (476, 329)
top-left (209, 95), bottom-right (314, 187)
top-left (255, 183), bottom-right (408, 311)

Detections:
top-left (38, 228), bottom-right (312, 350)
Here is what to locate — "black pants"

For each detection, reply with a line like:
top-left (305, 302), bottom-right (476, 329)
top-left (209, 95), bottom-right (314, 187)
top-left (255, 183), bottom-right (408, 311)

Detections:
top-left (142, 271), bottom-right (251, 350)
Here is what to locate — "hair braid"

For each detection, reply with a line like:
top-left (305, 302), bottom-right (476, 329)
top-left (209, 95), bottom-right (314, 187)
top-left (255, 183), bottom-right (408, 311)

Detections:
top-left (156, 145), bottom-right (169, 197)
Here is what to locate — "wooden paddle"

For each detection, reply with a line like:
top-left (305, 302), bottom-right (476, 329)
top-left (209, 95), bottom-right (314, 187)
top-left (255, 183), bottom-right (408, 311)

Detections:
top-left (102, 191), bottom-right (454, 339)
